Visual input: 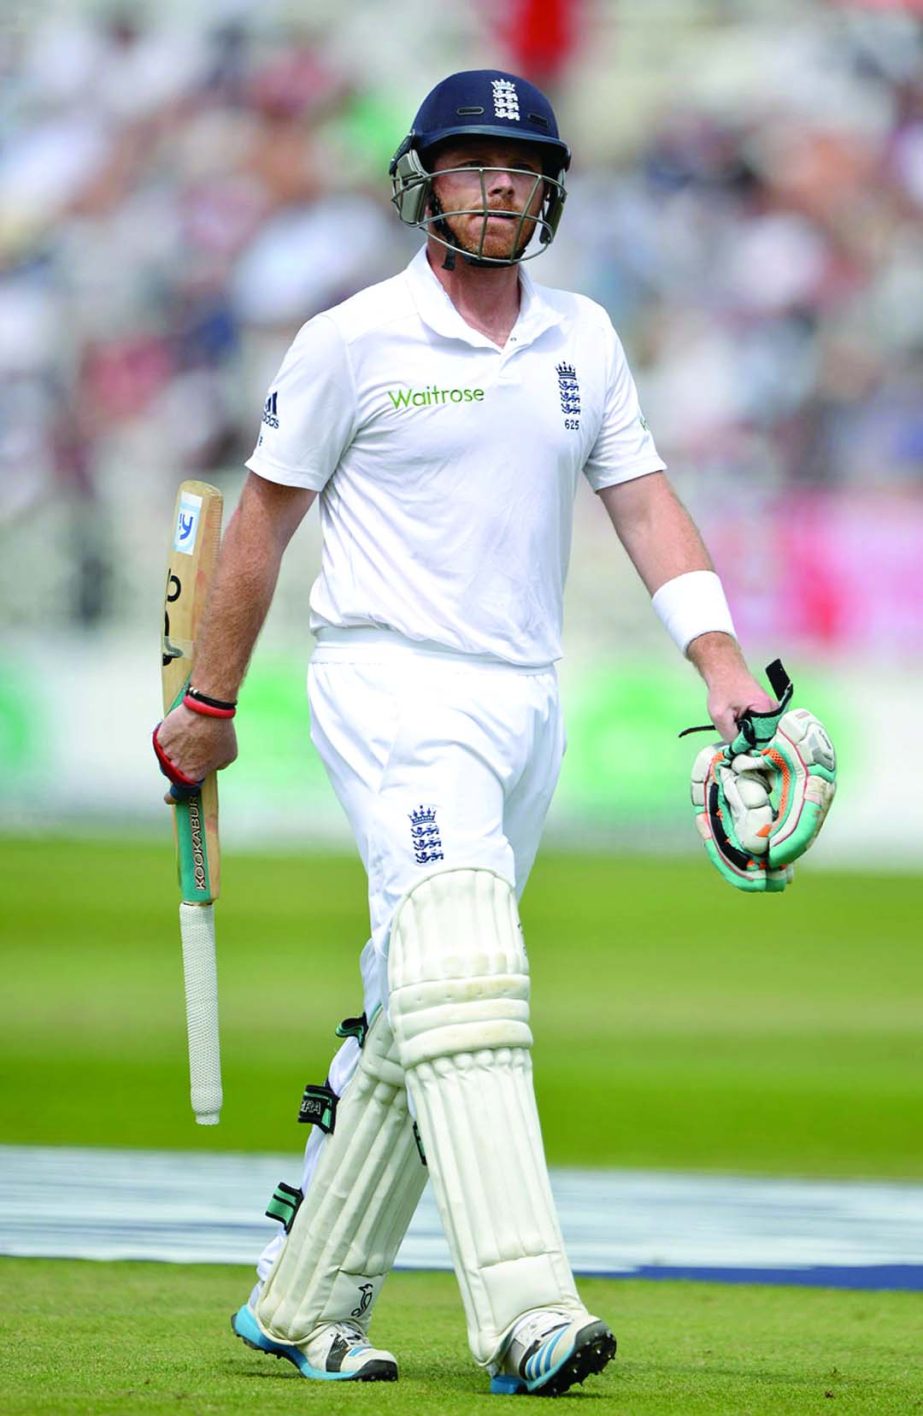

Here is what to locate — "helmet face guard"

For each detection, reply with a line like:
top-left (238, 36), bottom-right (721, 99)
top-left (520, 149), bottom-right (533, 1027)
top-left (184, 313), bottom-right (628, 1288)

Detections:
top-left (389, 69), bottom-right (570, 267)
top-left (390, 147), bottom-right (567, 266)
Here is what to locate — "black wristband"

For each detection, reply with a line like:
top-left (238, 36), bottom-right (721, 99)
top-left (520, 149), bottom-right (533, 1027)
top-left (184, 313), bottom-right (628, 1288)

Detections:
top-left (186, 686), bottom-right (238, 711)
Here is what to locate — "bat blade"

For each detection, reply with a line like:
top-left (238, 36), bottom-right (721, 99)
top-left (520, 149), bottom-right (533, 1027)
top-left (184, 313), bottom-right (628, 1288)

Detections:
top-left (161, 480), bottom-right (224, 1123)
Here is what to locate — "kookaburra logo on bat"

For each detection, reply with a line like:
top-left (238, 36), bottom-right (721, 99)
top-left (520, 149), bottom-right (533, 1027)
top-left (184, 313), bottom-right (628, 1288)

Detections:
top-left (162, 571), bottom-right (185, 666)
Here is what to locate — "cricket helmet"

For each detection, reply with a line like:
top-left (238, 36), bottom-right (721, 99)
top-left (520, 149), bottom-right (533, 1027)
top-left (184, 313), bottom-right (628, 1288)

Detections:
top-left (389, 69), bottom-right (571, 265)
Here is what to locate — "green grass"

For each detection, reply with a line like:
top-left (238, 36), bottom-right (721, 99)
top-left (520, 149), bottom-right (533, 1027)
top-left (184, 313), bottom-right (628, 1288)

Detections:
top-left (1, 839), bottom-right (920, 1175)
top-left (2, 844), bottom-right (921, 1412)
top-left (2, 1260), bottom-right (920, 1414)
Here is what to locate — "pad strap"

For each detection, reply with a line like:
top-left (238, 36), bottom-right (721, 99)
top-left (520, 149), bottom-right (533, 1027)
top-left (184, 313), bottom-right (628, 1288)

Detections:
top-left (335, 1013), bottom-right (369, 1047)
top-left (266, 1182), bottom-right (303, 1234)
top-left (298, 1083), bottom-right (338, 1132)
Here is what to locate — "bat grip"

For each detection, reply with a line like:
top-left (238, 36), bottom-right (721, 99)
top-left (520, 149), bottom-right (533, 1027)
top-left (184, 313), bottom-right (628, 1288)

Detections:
top-left (179, 901), bottom-right (223, 1124)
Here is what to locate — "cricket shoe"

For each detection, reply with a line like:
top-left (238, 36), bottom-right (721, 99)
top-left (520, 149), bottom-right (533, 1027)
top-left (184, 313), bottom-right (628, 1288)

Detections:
top-left (489, 1308), bottom-right (616, 1396)
top-left (231, 1303), bottom-right (397, 1382)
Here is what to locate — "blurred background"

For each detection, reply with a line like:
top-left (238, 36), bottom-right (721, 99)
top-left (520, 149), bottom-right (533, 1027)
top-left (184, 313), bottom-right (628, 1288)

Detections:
top-left (1, 0), bottom-right (921, 862)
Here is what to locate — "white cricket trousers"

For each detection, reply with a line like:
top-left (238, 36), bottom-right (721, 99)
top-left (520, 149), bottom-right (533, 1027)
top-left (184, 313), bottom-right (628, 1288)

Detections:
top-left (256, 626), bottom-right (564, 1284)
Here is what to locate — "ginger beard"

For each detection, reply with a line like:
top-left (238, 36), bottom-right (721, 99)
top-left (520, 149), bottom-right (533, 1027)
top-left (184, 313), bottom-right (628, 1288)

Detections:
top-left (429, 146), bottom-right (546, 263)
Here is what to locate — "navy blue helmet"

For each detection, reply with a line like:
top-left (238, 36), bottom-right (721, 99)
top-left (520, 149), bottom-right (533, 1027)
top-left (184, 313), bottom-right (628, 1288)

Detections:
top-left (390, 70), bottom-right (570, 266)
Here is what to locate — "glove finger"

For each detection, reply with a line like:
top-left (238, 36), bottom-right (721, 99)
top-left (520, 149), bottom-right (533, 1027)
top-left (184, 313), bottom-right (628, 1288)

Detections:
top-left (763, 711), bottom-right (837, 868)
top-left (730, 752), bottom-right (768, 775)
top-left (697, 760), bottom-right (782, 890)
top-left (717, 762), bottom-right (773, 856)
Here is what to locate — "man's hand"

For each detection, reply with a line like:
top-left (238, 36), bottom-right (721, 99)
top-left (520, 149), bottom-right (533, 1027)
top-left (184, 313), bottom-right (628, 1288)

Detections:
top-left (687, 631), bottom-right (776, 741)
top-left (154, 704), bottom-right (238, 803)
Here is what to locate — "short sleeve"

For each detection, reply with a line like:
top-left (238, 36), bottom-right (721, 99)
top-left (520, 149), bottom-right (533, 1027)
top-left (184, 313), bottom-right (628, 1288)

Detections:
top-left (583, 318), bottom-right (665, 492)
top-left (245, 314), bottom-right (357, 491)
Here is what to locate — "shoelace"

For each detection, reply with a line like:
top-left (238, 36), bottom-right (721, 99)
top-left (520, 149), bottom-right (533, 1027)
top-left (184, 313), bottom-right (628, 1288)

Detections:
top-left (511, 1311), bottom-right (569, 1350)
top-left (329, 1321), bottom-right (368, 1345)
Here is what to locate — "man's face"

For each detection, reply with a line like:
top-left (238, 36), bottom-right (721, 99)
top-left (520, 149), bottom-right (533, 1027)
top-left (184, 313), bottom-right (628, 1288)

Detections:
top-left (429, 138), bottom-right (546, 262)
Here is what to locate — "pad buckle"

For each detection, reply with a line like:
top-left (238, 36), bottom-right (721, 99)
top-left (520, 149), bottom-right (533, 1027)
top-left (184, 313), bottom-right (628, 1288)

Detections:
top-left (265, 1180), bottom-right (303, 1233)
top-left (335, 1012), bottom-right (369, 1048)
top-left (298, 1082), bottom-right (338, 1131)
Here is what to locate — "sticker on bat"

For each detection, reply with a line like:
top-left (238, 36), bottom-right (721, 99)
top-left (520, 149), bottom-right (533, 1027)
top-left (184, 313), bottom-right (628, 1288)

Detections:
top-left (162, 571), bottom-right (184, 667)
top-left (174, 492), bottom-right (203, 556)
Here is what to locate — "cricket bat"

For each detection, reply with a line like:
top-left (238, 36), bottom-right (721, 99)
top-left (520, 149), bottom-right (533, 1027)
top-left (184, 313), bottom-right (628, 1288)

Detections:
top-left (161, 481), bottom-right (224, 1125)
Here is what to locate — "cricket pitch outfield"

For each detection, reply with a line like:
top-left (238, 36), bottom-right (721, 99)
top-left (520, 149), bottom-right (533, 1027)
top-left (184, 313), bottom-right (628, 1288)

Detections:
top-left (1, 840), bottom-right (920, 1412)
top-left (1, 839), bottom-right (919, 1175)
top-left (2, 1260), bottom-right (920, 1414)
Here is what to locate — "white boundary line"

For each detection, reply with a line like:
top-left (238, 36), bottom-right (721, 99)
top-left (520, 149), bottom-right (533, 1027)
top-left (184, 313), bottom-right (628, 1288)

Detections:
top-left (2, 1147), bottom-right (921, 1287)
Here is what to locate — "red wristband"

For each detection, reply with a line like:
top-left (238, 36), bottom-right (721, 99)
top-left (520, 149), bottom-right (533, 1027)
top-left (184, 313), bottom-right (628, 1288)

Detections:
top-left (183, 693), bottom-right (236, 719)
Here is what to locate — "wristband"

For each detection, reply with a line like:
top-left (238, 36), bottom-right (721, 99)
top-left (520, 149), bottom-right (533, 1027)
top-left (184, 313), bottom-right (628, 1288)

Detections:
top-left (651, 570), bottom-right (736, 654)
top-left (183, 694), bottom-right (236, 720)
top-left (183, 686), bottom-right (237, 719)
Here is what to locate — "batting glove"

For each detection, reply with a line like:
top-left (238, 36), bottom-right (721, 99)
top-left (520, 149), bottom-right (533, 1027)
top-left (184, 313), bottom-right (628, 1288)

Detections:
top-left (688, 661), bottom-right (837, 893)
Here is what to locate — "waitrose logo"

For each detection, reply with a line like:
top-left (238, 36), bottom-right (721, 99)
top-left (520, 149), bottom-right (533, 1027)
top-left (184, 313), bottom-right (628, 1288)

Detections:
top-left (388, 385), bottom-right (485, 410)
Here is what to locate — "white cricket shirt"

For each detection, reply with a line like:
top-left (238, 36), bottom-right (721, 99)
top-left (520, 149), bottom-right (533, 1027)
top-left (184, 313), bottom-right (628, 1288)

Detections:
top-left (246, 246), bottom-right (665, 666)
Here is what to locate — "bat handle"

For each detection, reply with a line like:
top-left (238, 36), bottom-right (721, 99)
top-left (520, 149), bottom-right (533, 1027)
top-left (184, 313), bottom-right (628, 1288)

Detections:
top-left (179, 901), bottom-right (223, 1124)
top-left (170, 781), bottom-right (203, 802)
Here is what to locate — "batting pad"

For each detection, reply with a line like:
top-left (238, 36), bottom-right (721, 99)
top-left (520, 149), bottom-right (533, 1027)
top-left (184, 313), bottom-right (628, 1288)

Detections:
top-left (254, 1010), bottom-right (427, 1343)
top-left (178, 902), bottom-right (222, 1124)
top-left (388, 868), bottom-right (583, 1368)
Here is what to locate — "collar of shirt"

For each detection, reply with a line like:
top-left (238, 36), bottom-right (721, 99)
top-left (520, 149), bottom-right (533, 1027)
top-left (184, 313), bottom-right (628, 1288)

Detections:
top-left (404, 245), bottom-right (563, 350)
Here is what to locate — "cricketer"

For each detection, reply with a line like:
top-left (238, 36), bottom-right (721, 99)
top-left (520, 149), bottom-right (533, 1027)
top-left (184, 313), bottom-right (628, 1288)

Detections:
top-left (153, 69), bottom-right (810, 1396)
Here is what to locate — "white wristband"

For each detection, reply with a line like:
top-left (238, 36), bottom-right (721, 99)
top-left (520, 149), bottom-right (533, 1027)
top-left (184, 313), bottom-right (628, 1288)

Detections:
top-left (651, 570), bottom-right (736, 654)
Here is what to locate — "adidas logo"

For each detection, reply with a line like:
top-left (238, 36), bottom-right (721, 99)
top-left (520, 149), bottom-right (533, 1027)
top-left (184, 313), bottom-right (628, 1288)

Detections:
top-left (262, 390), bottom-right (279, 429)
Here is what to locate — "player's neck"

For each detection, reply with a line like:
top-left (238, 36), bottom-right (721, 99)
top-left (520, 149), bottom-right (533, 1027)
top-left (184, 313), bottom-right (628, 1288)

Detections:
top-left (426, 243), bottom-right (521, 349)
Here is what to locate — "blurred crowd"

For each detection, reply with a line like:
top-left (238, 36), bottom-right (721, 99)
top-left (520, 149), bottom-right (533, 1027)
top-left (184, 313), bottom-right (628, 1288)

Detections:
top-left (1, 1), bottom-right (922, 635)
